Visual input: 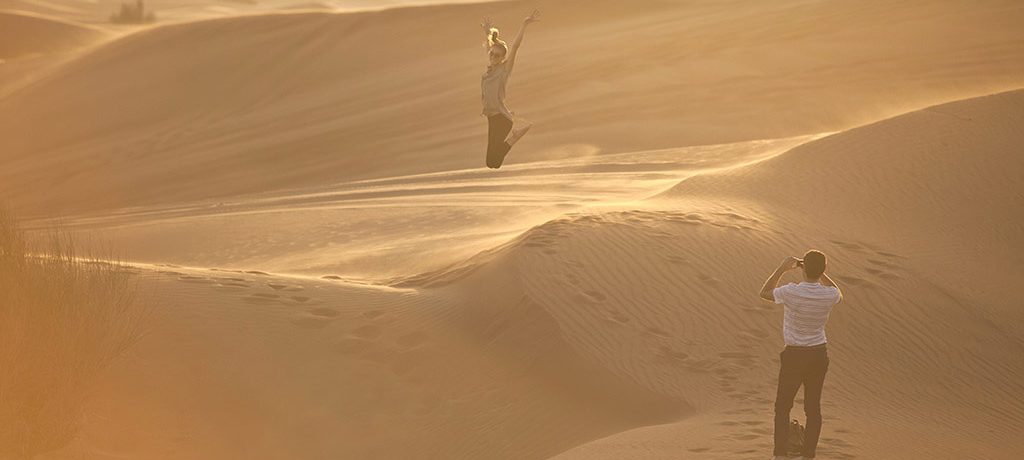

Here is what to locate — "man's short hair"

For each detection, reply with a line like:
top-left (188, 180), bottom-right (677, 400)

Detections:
top-left (803, 250), bottom-right (827, 279)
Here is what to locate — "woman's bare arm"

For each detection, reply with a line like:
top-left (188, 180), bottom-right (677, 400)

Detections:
top-left (505, 10), bottom-right (540, 72)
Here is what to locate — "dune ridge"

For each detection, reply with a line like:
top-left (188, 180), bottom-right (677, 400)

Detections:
top-left (663, 88), bottom-right (1024, 338)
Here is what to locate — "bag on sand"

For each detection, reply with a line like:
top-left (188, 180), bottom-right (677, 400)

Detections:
top-left (787, 419), bottom-right (805, 456)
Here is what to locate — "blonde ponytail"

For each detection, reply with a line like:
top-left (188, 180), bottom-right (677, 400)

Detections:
top-left (486, 27), bottom-right (508, 53)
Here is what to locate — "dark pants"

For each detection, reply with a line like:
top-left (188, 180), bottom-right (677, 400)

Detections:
top-left (485, 114), bottom-right (513, 169)
top-left (773, 344), bottom-right (829, 458)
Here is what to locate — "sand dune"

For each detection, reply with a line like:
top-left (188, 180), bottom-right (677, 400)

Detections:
top-left (34, 90), bottom-right (1024, 460)
top-left (44, 134), bottom-right (817, 280)
top-left (0, 0), bottom-right (495, 24)
top-left (661, 89), bottom-right (1024, 338)
top-left (2, 0), bottom-right (1024, 216)
top-left (0, 11), bottom-right (107, 60)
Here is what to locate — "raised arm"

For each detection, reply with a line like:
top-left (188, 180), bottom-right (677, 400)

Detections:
top-left (820, 272), bottom-right (844, 303)
top-left (480, 16), bottom-right (495, 40)
top-left (760, 257), bottom-right (800, 302)
top-left (505, 10), bottom-right (540, 72)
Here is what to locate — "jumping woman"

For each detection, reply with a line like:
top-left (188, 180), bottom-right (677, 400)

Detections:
top-left (480, 10), bottom-right (540, 169)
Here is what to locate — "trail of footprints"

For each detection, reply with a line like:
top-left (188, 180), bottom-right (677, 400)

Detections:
top-left (159, 267), bottom-right (433, 380)
top-left (149, 232), bottom-right (883, 456)
top-left (160, 268), bottom-right (342, 329)
top-left (829, 239), bottom-right (907, 288)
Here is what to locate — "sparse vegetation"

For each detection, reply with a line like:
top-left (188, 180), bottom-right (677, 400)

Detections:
top-left (0, 209), bottom-right (149, 458)
top-left (110, 0), bottom-right (156, 24)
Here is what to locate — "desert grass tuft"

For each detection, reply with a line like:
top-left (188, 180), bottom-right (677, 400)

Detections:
top-left (0, 209), bottom-right (150, 458)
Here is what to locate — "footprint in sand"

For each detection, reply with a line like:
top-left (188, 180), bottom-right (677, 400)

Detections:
top-left (679, 212), bottom-right (707, 223)
top-left (644, 326), bottom-right (671, 338)
top-left (663, 254), bottom-right (689, 265)
top-left (335, 337), bottom-right (373, 355)
top-left (741, 327), bottom-right (771, 339)
top-left (658, 346), bottom-right (688, 361)
top-left (866, 258), bottom-right (898, 269)
top-left (215, 277), bottom-right (250, 288)
top-left (218, 278), bottom-right (249, 286)
top-left (830, 240), bottom-right (867, 252)
top-left (866, 267), bottom-right (902, 280)
top-left (606, 310), bottom-right (631, 324)
top-left (696, 272), bottom-right (720, 284)
top-left (389, 353), bottom-right (422, 376)
top-left (835, 275), bottom-right (874, 288)
top-left (308, 307), bottom-right (339, 318)
top-left (524, 238), bottom-right (553, 248)
top-left (351, 324), bottom-right (382, 340)
top-left (682, 358), bottom-right (716, 373)
top-left (291, 316), bottom-right (332, 329)
top-left (395, 331), bottom-right (429, 350)
top-left (265, 282), bottom-right (304, 292)
top-left (362, 310), bottom-right (385, 320)
top-left (244, 293), bottom-right (280, 304)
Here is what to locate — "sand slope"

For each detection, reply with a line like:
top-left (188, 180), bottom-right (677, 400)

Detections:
top-left (0, 11), bottom-right (106, 59)
top-left (2, 0), bottom-right (1024, 215)
top-left (34, 90), bottom-right (1024, 460)
top-left (662, 89), bottom-right (1024, 339)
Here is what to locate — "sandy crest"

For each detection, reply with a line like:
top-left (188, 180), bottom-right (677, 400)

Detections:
top-left (0, 12), bottom-right (111, 100)
top-left (0, 11), bottom-right (108, 60)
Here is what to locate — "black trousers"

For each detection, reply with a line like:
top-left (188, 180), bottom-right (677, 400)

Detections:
top-left (485, 114), bottom-right (513, 169)
top-left (773, 344), bottom-right (829, 458)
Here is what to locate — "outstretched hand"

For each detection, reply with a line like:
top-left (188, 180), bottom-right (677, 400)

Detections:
top-left (524, 9), bottom-right (541, 25)
top-left (480, 16), bottom-right (494, 31)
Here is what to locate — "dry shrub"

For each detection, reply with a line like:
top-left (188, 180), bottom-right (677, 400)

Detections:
top-left (0, 209), bottom-right (149, 458)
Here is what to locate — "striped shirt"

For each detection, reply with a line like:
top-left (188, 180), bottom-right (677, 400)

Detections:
top-left (481, 62), bottom-right (513, 119)
top-left (773, 282), bottom-right (841, 346)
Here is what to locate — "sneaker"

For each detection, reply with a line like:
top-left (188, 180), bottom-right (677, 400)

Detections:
top-left (505, 121), bottom-right (533, 146)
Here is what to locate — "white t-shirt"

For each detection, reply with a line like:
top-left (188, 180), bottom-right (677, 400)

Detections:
top-left (774, 282), bottom-right (841, 346)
